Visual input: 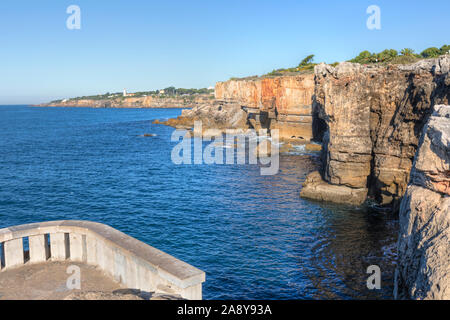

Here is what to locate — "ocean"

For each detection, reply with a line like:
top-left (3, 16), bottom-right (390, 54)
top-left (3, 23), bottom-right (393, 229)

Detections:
top-left (0, 105), bottom-right (398, 299)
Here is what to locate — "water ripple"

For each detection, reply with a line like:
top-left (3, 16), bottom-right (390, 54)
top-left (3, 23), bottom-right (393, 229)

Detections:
top-left (0, 106), bottom-right (398, 300)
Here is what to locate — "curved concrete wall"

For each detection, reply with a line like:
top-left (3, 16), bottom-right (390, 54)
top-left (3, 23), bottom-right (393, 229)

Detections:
top-left (0, 220), bottom-right (205, 300)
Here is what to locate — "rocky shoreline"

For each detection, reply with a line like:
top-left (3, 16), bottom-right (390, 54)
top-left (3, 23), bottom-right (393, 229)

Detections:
top-left (301, 55), bottom-right (449, 208)
top-left (155, 57), bottom-right (449, 199)
top-left (153, 73), bottom-right (320, 155)
top-left (152, 57), bottom-right (449, 299)
top-left (35, 94), bottom-right (214, 109)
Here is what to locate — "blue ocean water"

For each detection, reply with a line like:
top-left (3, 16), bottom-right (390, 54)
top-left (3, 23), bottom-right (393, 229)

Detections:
top-left (0, 105), bottom-right (398, 299)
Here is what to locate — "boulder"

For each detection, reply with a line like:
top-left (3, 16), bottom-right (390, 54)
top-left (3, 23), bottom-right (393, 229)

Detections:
top-left (305, 143), bottom-right (322, 152)
top-left (300, 171), bottom-right (368, 205)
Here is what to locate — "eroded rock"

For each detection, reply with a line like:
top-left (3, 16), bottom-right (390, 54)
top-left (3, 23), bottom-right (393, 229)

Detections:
top-left (307, 56), bottom-right (449, 207)
top-left (216, 74), bottom-right (315, 143)
top-left (300, 171), bottom-right (368, 205)
top-left (395, 105), bottom-right (450, 300)
top-left (153, 100), bottom-right (249, 136)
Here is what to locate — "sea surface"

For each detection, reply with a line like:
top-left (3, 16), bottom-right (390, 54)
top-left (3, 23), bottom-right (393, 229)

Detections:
top-left (0, 105), bottom-right (398, 299)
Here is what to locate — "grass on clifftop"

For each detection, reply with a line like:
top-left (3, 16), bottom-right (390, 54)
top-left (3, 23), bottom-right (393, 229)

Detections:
top-left (228, 44), bottom-right (450, 81)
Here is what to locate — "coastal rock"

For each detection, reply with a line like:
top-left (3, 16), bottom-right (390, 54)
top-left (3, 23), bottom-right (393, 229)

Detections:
top-left (306, 56), bottom-right (450, 207)
top-left (300, 171), bottom-right (368, 205)
top-left (305, 143), bottom-right (322, 152)
top-left (395, 105), bottom-right (450, 300)
top-left (39, 94), bottom-right (214, 109)
top-left (216, 74), bottom-right (315, 143)
top-left (410, 105), bottom-right (450, 195)
top-left (154, 100), bottom-right (250, 135)
top-left (279, 143), bottom-right (293, 153)
top-left (253, 139), bottom-right (272, 157)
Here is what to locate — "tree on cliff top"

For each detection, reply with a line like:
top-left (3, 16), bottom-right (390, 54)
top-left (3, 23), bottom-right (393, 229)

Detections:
top-left (263, 54), bottom-right (316, 77)
top-left (350, 51), bottom-right (373, 64)
top-left (378, 49), bottom-right (398, 62)
top-left (298, 55), bottom-right (315, 67)
top-left (400, 48), bottom-right (415, 56)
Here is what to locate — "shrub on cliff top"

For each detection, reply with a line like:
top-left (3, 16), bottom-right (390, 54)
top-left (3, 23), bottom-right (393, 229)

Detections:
top-left (262, 54), bottom-right (316, 77)
top-left (421, 47), bottom-right (441, 58)
top-left (440, 45), bottom-right (450, 55)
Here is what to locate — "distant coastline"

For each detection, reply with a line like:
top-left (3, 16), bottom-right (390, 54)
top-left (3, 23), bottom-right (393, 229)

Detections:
top-left (36, 87), bottom-right (215, 109)
top-left (35, 94), bottom-right (214, 109)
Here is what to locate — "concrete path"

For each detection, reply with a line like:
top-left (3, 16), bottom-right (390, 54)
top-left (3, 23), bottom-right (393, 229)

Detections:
top-left (0, 261), bottom-right (122, 300)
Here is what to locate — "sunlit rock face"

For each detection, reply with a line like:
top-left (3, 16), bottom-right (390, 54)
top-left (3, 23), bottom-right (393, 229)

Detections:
top-left (395, 105), bottom-right (450, 300)
top-left (215, 74), bottom-right (315, 143)
top-left (153, 100), bottom-right (249, 134)
top-left (302, 55), bottom-right (449, 207)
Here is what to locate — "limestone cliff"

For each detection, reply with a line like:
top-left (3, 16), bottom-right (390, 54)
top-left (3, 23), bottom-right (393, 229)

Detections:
top-left (38, 94), bottom-right (213, 109)
top-left (153, 100), bottom-right (249, 134)
top-left (395, 105), bottom-right (450, 300)
top-left (216, 73), bottom-right (315, 143)
top-left (301, 56), bottom-right (450, 207)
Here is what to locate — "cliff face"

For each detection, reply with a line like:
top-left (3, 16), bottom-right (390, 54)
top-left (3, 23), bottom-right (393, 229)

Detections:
top-left (39, 95), bottom-right (213, 109)
top-left (301, 56), bottom-right (450, 207)
top-left (395, 105), bottom-right (450, 300)
top-left (215, 74), bottom-right (314, 113)
top-left (153, 100), bottom-right (249, 133)
top-left (215, 74), bottom-right (315, 142)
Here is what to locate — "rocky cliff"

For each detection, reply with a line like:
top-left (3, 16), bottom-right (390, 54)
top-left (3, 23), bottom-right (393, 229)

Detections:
top-left (38, 94), bottom-right (213, 109)
top-left (153, 99), bottom-right (249, 134)
top-left (301, 56), bottom-right (450, 207)
top-left (395, 104), bottom-right (450, 300)
top-left (216, 73), bottom-right (315, 143)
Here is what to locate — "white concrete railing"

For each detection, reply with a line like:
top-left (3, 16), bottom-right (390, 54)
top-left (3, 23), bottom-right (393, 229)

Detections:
top-left (0, 220), bottom-right (205, 300)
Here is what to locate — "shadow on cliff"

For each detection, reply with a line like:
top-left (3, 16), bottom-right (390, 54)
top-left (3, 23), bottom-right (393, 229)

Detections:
top-left (311, 94), bottom-right (327, 143)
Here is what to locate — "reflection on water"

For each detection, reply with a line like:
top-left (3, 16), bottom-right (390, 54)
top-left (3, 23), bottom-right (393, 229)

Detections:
top-left (0, 106), bottom-right (398, 299)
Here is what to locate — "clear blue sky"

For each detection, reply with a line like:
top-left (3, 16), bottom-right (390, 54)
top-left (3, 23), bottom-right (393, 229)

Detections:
top-left (0, 0), bottom-right (448, 104)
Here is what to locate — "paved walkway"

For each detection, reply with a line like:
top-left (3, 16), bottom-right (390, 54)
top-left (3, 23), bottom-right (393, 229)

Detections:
top-left (0, 261), bottom-right (123, 300)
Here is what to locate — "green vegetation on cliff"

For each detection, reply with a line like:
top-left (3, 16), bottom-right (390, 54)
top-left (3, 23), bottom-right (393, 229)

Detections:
top-left (350, 44), bottom-right (449, 64)
top-left (50, 87), bottom-right (214, 104)
top-left (264, 54), bottom-right (317, 77)
top-left (229, 44), bottom-right (449, 81)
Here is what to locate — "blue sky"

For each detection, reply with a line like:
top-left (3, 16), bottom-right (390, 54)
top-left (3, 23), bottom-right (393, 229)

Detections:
top-left (0, 0), bottom-right (448, 104)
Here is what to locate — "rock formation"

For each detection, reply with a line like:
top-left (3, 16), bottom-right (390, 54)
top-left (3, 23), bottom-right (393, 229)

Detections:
top-left (153, 100), bottom-right (249, 134)
top-left (301, 55), bottom-right (450, 207)
top-left (154, 73), bottom-right (316, 150)
top-left (216, 73), bottom-right (315, 143)
top-left (37, 94), bottom-right (213, 109)
top-left (395, 104), bottom-right (450, 300)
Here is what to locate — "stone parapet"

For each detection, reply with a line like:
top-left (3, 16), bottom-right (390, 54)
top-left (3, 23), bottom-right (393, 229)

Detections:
top-left (0, 220), bottom-right (205, 300)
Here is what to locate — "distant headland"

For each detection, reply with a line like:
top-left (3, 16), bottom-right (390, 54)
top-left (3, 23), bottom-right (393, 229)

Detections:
top-left (35, 87), bottom-right (215, 109)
